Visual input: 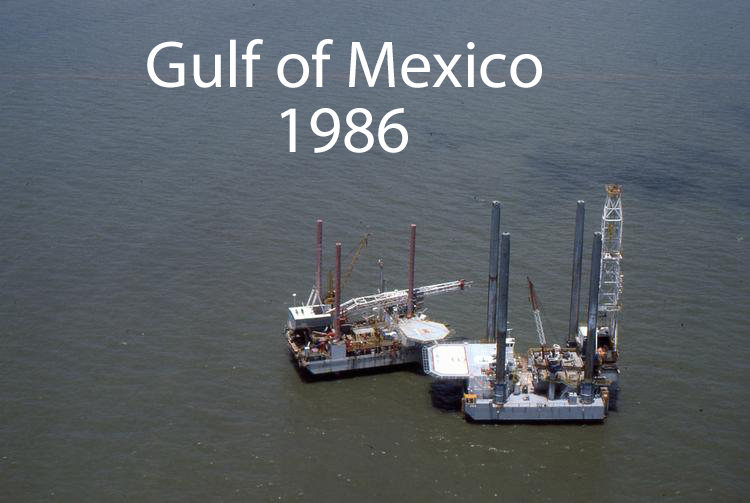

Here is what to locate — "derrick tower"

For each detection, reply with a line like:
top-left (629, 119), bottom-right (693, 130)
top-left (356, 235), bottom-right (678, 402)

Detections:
top-left (598, 184), bottom-right (623, 351)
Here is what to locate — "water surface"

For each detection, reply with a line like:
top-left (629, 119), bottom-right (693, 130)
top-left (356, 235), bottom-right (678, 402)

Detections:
top-left (1, 0), bottom-right (749, 501)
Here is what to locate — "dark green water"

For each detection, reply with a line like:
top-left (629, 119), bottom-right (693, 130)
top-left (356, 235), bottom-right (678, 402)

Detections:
top-left (1, 0), bottom-right (749, 501)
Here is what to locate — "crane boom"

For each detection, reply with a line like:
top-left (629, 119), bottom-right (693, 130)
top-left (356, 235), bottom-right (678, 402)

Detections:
top-left (527, 277), bottom-right (547, 346)
top-left (343, 233), bottom-right (370, 287)
top-left (325, 233), bottom-right (371, 303)
top-left (332, 280), bottom-right (470, 318)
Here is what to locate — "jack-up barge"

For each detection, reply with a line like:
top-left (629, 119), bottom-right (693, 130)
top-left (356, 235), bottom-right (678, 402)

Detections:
top-left (424, 185), bottom-right (623, 422)
top-left (287, 221), bottom-right (469, 376)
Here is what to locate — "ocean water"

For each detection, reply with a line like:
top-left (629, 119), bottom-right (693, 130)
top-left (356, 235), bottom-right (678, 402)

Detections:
top-left (1, 0), bottom-right (749, 501)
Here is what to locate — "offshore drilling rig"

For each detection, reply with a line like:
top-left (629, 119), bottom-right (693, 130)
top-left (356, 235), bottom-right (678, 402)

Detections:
top-left (423, 185), bottom-right (623, 422)
top-left (286, 221), bottom-right (470, 376)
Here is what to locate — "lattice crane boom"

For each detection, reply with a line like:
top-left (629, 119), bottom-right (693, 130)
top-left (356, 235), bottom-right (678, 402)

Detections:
top-left (333, 280), bottom-right (470, 318)
top-left (527, 277), bottom-right (547, 347)
top-left (324, 233), bottom-right (371, 304)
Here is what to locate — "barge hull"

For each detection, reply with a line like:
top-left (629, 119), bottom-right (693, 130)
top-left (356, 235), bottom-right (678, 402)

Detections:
top-left (464, 395), bottom-right (606, 422)
top-left (295, 347), bottom-right (422, 375)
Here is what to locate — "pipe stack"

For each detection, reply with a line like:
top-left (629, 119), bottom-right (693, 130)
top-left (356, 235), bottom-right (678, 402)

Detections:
top-left (494, 232), bottom-right (511, 404)
top-left (334, 242), bottom-right (342, 336)
top-left (406, 224), bottom-right (416, 318)
top-left (582, 232), bottom-right (602, 403)
top-left (487, 202), bottom-right (501, 342)
top-left (568, 202), bottom-right (585, 344)
top-left (316, 219), bottom-right (323, 301)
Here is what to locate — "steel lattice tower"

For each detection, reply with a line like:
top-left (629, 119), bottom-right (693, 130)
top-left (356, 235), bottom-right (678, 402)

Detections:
top-left (598, 184), bottom-right (623, 350)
